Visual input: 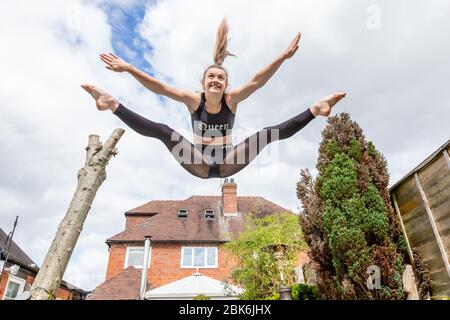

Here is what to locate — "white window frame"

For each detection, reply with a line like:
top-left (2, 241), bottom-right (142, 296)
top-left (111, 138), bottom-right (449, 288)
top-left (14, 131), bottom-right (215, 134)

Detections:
top-left (124, 246), bottom-right (151, 269)
top-left (177, 209), bottom-right (189, 219)
top-left (204, 209), bottom-right (215, 220)
top-left (3, 274), bottom-right (26, 300)
top-left (180, 246), bottom-right (218, 269)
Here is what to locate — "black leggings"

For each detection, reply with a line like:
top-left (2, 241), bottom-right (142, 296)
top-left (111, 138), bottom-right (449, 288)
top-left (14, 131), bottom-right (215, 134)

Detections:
top-left (113, 104), bottom-right (315, 179)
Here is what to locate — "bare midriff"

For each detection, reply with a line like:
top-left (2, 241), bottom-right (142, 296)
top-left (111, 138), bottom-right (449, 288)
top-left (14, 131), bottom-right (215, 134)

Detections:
top-left (193, 134), bottom-right (233, 146)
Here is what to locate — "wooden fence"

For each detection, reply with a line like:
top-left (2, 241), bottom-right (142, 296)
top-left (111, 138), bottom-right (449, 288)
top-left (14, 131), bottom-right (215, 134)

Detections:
top-left (390, 139), bottom-right (450, 299)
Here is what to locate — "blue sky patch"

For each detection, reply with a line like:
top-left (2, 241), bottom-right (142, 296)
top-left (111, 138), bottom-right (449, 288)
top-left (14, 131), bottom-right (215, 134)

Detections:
top-left (100, 1), bottom-right (167, 104)
top-left (100, 1), bottom-right (153, 73)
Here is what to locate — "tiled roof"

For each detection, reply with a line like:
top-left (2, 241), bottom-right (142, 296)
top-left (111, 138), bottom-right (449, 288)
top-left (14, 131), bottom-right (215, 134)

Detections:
top-left (0, 228), bottom-right (89, 296)
top-left (0, 228), bottom-right (36, 267)
top-left (86, 266), bottom-right (147, 300)
top-left (107, 196), bottom-right (293, 243)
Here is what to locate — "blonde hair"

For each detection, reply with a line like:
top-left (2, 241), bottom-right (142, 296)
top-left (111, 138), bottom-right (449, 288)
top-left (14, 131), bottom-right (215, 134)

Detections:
top-left (202, 18), bottom-right (235, 86)
top-left (213, 18), bottom-right (235, 66)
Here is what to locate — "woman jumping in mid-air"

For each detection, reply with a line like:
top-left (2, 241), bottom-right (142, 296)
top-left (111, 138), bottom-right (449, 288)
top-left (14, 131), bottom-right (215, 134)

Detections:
top-left (82, 19), bottom-right (346, 179)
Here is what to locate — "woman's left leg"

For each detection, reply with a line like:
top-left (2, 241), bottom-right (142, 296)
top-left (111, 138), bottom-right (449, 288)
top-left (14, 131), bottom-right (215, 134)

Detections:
top-left (218, 92), bottom-right (346, 177)
top-left (218, 108), bottom-right (315, 177)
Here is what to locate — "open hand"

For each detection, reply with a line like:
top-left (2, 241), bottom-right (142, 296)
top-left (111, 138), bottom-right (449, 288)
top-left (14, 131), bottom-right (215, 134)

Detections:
top-left (100, 53), bottom-right (130, 72)
top-left (282, 32), bottom-right (301, 59)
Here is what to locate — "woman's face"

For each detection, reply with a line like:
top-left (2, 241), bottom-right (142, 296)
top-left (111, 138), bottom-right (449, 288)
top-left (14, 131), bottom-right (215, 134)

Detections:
top-left (202, 67), bottom-right (228, 95)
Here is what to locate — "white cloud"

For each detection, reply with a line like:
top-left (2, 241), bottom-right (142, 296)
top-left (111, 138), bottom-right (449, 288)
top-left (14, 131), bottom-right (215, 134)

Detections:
top-left (0, 0), bottom-right (164, 291)
top-left (1, 0), bottom-right (449, 292)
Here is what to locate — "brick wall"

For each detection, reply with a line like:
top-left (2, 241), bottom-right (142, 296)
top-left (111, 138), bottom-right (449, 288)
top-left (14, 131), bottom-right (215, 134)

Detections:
top-left (55, 287), bottom-right (74, 300)
top-left (0, 271), bottom-right (10, 299)
top-left (106, 242), bottom-right (239, 288)
top-left (222, 180), bottom-right (237, 215)
top-left (296, 251), bottom-right (309, 265)
top-left (148, 242), bottom-right (238, 288)
top-left (0, 270), bottom-right (77, 300)
top-left (106, 242), bottom-right (310, 289)
top-left (105, 244), bottom-right (128, 281)
top-left (125, 215), bottom-right (156, 230)
top-left (125, 216), bottom-right (146, 230)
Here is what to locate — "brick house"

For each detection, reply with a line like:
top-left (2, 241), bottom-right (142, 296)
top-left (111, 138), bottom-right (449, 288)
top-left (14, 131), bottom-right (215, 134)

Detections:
top-left (88, 179), bottom-right (309, 300)
top-left (0, 228), bottom-right (88, 300)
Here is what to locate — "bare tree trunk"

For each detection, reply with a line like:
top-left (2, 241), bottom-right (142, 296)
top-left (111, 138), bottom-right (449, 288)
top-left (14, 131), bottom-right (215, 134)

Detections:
top-left (30, 129), bottom-right (125, 300)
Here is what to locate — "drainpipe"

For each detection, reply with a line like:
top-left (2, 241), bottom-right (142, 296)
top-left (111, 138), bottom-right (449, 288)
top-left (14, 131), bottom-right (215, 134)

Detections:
top-left (139, 236), bottom-right (152, 300)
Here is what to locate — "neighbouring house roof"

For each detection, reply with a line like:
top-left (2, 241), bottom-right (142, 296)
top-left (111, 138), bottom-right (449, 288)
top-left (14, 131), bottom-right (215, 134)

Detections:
top-left (107, 196), bottom-right (292, 244)
top-left (0, 228), bottom-right (36, 268)
top-left (145, 272), bottom-right (243, 300)
top-left (86, 266), bottom-right (147, 300)
top-left (0, 227), bottom-right (88, 297)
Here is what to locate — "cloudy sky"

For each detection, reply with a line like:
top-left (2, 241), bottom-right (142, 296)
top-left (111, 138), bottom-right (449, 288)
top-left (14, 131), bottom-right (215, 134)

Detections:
top-left (0, 0), bottom-right (448, 291)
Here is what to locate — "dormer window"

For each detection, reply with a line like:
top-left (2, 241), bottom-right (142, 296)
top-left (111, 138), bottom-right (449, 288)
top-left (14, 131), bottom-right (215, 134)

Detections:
top-left (177, 209), bottom-right (188, 219)
top-left (204, 209), bottom-right (215, 220)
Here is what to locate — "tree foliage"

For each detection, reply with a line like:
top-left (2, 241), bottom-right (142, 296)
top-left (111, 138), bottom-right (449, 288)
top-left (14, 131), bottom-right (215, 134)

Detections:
top-left (297, 113), bottom-right (431, 299)
top-left (224, 213), bottom-right (307, 300)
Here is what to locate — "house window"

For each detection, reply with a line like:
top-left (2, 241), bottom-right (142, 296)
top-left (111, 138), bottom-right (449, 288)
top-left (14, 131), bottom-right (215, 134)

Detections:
top-left (177, 209), bottom-right (188, 219)
top-left (124, 247), bottom-right (151, 269)
top-left (181, 247), bottom-right (217, 268)
top-left (3, 275), bottom-right (25, 300)
top-left (204, 209), bottom-right (215, 220)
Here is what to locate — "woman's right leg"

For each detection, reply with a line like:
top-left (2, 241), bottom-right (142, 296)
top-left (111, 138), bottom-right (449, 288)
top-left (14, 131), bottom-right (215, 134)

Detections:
top-left (114, 104), bottom-right (212, 178)
top-left (82, 85), bottom-right (211, 179)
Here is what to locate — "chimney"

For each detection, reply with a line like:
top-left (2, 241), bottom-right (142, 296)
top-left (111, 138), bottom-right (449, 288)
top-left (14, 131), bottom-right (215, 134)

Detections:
top-left (222, 178), bottom-right (238, 216)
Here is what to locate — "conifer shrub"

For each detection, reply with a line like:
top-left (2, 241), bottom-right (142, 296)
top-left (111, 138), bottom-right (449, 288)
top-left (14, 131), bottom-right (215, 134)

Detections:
top-left (297, 113), bottom-right (431, 299)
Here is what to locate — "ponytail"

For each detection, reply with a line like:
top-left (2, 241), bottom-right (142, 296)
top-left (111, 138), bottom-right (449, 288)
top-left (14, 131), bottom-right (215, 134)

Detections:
top-left (213, 18), bottom-right (235, 66)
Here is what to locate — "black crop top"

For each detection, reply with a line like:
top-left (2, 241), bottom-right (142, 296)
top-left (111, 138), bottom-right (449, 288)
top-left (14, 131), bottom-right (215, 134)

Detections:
top-left (190, 92), bottom-right (235, 140)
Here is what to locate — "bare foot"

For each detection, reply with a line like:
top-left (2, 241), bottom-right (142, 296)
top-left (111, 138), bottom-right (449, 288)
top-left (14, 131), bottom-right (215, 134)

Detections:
top-left (310, 92), bottom-right (347, 117)
top-left (81, 84), bottom-right (119, 112)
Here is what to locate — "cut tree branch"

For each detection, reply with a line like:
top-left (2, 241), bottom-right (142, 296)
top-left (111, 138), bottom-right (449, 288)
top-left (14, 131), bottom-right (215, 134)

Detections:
top-left (30, 128), bottom-right (125, 300)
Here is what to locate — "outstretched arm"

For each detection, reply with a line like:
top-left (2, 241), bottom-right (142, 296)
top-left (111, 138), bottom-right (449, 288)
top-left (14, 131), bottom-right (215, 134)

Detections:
top-left (99, 53), bottom-right (198, 112)
top-left (228, 33), bottom-right (301, 105)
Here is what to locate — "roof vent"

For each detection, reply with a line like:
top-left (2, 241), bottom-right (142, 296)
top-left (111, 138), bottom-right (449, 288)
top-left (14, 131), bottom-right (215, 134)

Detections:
top-left (177, 209), bottom-right (188, 219)
top-left (204, 209), bottom-right (215, 220)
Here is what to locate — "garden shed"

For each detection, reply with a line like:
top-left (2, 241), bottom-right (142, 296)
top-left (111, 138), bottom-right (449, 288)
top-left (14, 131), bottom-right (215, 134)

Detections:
top-left (390, 139), bottom-right (450, 298)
